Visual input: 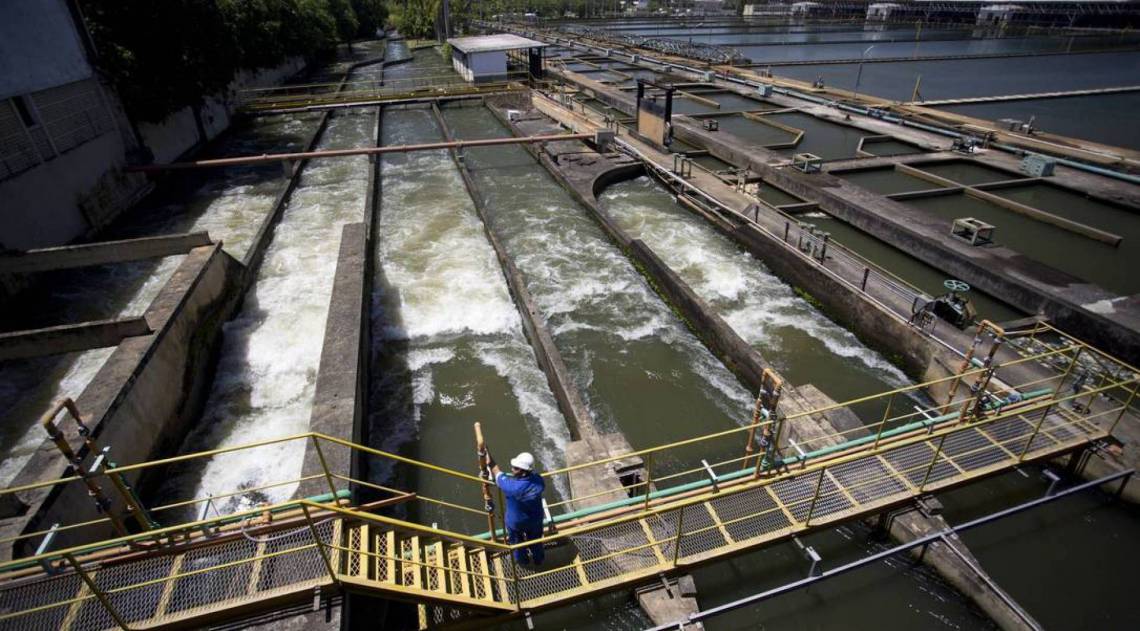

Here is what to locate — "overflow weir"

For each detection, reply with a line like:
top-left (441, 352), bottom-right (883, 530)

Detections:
top-left (2, 16), bottom-right (1140, 631)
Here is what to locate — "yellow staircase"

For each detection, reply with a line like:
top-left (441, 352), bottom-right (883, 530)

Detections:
top-left (338, 524), bottom-right (514, 613)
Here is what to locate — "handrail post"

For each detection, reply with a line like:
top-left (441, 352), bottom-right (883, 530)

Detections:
top-left (311, 436), bottom-right (340, 500)
top-left (872, 392), bottom-right (895, 449)
top-left (508, 547), bottom-right (522, 610)
top-left (643, 452), bottom-right (654, 512)
top-left (671, 506), bottom-right (687, 567)
top-left (919, 434), bottom-right (949, 492)
top-left (301, 504), bottom-right (338, 582)
top-left (803, 468), bottom-right (828, 526)
top-left (65, 553), bottom-right (130, 630)
top-left (1019, 346), bottom-right (1082, 461)
top-left (1108, 379), bottom-right (1140, 435)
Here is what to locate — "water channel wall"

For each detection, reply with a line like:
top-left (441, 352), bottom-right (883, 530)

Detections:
top-left (1, 242), bottom-right (244, 555)
top-left (0, 53), bottom-right (387, 555)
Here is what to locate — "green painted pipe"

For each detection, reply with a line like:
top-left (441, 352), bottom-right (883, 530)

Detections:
top-left (473, 388), bottom-right (1051, 540)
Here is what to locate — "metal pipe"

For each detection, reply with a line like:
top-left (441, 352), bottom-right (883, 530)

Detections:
top-left (128, 133), bottom-right (594, 172)
top-left (644, 469), bottom-right (1133, 631)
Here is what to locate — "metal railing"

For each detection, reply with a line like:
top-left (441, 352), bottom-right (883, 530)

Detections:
top-left (0, 323), bottom-right (1134, 625)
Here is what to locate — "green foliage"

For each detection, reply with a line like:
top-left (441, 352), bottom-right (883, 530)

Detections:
top-left (328, 0), bottom-right (360, 41)
top-left (352, 0), bottom-right (389, 37)
top-left (80, 0), bottom-right (355, 122)
top-left (388, 0), bottom-right (440, 39)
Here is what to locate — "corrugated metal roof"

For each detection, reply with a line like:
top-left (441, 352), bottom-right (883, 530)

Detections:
top-left (447, 34), bottom-right (547, 54)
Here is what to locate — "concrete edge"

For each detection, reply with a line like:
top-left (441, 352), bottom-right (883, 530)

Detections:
top-left (0, 317), bottom-right (151, 361)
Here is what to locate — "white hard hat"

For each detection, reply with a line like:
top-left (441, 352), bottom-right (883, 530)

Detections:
top-left (510, 452), bottom-right (535, 471)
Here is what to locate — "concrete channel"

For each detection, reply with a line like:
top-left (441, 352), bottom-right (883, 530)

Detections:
top-left (0, 43), bottom-right (390, 555)
top-left (492, 91), bottom-right (1050, 630)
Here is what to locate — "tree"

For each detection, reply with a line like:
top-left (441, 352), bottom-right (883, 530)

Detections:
top-left (353, 0), bottom-right (389, 37)
top-left (80, 0), bottom-right (344, 124)
top-left (328, 0), bottom-right (360, 42)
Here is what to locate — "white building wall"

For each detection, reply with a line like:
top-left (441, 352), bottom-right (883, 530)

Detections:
top-left (0, 0), bottom-right (92, 100)
top-left (470, 51), bottom-right (508, 83)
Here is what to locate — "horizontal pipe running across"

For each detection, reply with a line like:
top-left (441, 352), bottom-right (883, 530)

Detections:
top-left (128, 134), bottom-right (594, 171)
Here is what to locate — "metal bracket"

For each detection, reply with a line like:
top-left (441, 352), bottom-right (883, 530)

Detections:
top-left (1042, 470), bottom-right (1062, 496)
top-left (35, 524), bottom-right (61, 575)
top-left (701, 460), bottom-right (719, 493)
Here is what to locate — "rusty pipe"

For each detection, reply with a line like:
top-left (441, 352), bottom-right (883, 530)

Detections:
top-left (127, 133), bottom-right (594, 172)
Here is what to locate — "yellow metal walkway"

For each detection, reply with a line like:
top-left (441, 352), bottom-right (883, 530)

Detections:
top-left (0, 324), bottom-right (1135, 629)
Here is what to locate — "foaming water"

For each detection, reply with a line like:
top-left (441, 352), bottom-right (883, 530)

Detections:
top-left (161, 110), bottom-right (374, 513)
top-left (0, 258), bottom-right (181, 485)
top-left (442, 106), bottom-right (754, 464)
top-left (0, 111), bottom-right (327, 489)
top-left (600, 176), bottom-right (909, 404)
top-left (369, 108), bottom-right (569, 519)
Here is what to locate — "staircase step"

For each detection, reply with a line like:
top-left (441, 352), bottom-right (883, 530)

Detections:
top-left (378, 530), bottom-right (396, 584)
top-left (453, 544), bottom-right (471, 599)
top-left (425, 541), bottom-right (446, 594)
top-left (471, 549), bottom-right (494, 602)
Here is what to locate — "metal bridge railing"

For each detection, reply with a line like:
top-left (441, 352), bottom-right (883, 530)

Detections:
top-left (0, 322), bottom-right (1135, 626)
top-left (2, 322), bottom-right (1135, 565)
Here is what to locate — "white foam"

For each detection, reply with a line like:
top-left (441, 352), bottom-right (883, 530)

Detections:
top-left (177, 112), bottom-right (373, 509)
top-left (602, 177), bottom-right (911, 388)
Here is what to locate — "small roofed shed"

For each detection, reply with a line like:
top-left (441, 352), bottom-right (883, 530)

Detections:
top-left (447, 34), bottom-right (548, 84)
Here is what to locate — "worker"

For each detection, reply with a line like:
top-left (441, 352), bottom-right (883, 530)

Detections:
top-left (484, 449), bottom-right (546, 566)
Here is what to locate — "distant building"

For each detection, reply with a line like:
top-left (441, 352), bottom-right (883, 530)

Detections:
top-left (867, 2), bottom-right (902, 20)
top-left (977, 4), bottom-right (1024, 25)
top-left (448, 35), bottom-right (548, 84)
top-left (0, 0), bottom-right (144, 250)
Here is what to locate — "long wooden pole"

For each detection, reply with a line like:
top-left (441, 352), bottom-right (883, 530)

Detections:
top-left (474, 422), bottom-right (498, 544)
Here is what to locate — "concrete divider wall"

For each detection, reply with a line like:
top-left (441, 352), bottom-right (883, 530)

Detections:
top-left (299, 223), bottom-right (370, 499)
top-left (492, 105), bottom-right (774, 397)
top-left (298, 105), bottom-right (381, 499)
top-left (629, 239), bottom-right (771, 393)
top-left (5, 243), bottom-right (243, 553)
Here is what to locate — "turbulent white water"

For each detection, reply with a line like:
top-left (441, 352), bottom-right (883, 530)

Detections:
top-left (0, 114), bottom-right (320, 488)
top-left (601, 176), bottom-right (910, 394)
top-left (162, 110), bottom-right (374, 513)
top-left (369, 108), bottom-right (570, 493)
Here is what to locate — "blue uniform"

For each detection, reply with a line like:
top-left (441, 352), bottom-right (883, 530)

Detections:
top-left (497, 471), bottom-right (546, 565)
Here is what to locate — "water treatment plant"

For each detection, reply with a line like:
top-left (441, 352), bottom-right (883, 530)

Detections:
top-left (3, 1), bottom-right (1140, 629)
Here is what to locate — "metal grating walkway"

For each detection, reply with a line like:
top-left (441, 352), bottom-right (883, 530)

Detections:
top-left (0, 402), bottom-right (1103, 630)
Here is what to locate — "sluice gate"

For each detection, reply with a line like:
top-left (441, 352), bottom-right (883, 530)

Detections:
top-left (0, 324), bottom-right (1135, 630)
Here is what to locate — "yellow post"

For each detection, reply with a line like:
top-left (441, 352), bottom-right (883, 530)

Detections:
top-left (65, 553), bottom-right (129, 630)
top-left (742, 395), bottom-right (764, 470)
top-left (642, 452), bottom-right (654, 512)
top-left (872, 392), bottom-right (895, 449)
top-left (1108, 380), bottom-right (1140, 435)
top-left (1019, 346), bottom-right (1082, 461)
top-left (311, 436), bottom-right (340, 500)
top-left (919, 434), bottom-right (949, 492)
top-left (301, 503), bottom-right (338, 582)
top-left (910, 74), bottom-right (922, 101)
top-left (671, 506), bottom-right (687, 567)
top-left (803, 468), bottom-right (828, 526)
